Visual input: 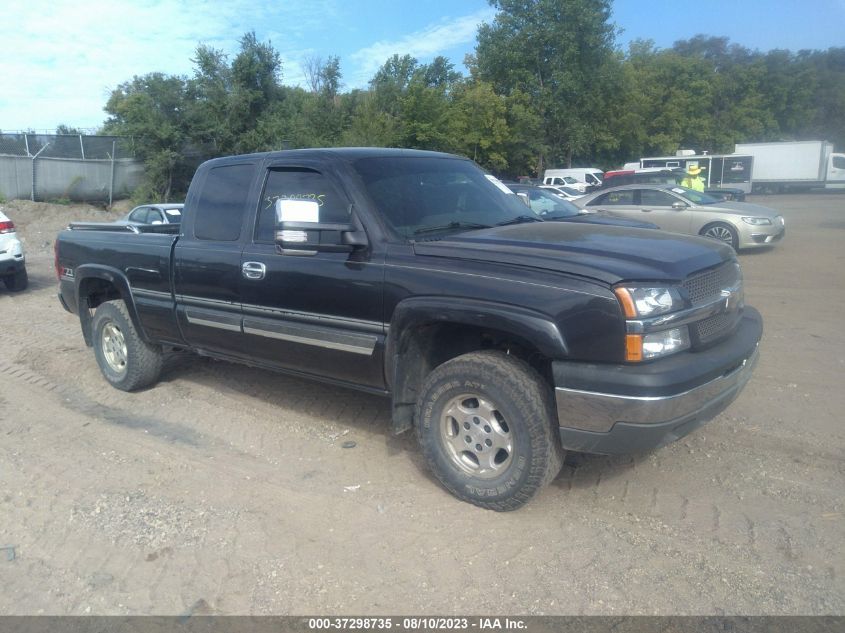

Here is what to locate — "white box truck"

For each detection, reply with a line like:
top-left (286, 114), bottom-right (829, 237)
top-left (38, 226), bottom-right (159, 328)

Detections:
top-left (735, 141), bottom-right (845, 193)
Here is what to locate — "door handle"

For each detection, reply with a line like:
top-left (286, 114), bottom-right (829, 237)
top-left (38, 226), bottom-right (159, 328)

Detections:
top-left (242, 261), bottom-right (266, 280)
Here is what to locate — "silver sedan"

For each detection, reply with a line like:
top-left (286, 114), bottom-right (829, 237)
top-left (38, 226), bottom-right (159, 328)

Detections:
top-left (575, 184), bottom-right (785, 250)
top-left (121, 203), bottom-right (184, 225)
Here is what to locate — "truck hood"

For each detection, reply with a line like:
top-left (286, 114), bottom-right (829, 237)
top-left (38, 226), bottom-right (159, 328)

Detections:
top-left (412, 222), bottom-right (733, 285)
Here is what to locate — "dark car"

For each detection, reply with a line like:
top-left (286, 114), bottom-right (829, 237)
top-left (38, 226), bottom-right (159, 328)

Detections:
top-left (121, 203), bottom-right (184, 225)
top-left (507, 184), bottom-right (658, 229)
top-left (602, 169), bottom-right (746, 202)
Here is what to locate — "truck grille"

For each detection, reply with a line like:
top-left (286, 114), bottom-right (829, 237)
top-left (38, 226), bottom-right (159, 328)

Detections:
top-left (683, 262), bottom-right (741, 306)
top-left (683, 262), bottom-right (743, 346)
top-left (693, 312), bottom-right (737, 344)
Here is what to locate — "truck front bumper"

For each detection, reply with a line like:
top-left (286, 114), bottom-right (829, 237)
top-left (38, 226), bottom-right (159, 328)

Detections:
top-left (552, 306), bottom-right (762, 454)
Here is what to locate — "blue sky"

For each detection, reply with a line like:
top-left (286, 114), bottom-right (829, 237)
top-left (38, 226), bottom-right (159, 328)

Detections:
top-left (2, 0), bottom-right (843, 132)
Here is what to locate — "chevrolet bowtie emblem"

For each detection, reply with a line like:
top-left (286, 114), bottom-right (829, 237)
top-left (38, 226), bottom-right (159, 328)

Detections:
top-left (721, 288), bottom-right (739, 311)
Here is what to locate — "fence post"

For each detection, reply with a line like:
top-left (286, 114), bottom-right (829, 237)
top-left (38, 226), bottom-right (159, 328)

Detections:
top-left (109, 140), bottom-right (116, 206)
top-left (79, 134), bottom-right (85, 160)
top-left (30, 143), bottom-right (50, 201)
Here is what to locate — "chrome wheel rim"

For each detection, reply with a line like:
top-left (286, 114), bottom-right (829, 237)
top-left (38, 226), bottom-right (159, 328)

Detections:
top-left (102, 323), bottom-right (128, 374)
top-left (704, 225), bottom-right (734, 245)
top-left (440, 394), bottom-right (513, 479)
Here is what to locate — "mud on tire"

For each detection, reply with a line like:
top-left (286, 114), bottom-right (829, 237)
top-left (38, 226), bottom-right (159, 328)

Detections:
top-left (415, 350), bottom-right (564, 511)
top-left (92, 300), bottom-right (163, 391)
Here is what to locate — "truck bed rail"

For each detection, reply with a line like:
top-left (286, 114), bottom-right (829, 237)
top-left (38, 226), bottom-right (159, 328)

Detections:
top-left (67, 222), bottom-right (180, 235)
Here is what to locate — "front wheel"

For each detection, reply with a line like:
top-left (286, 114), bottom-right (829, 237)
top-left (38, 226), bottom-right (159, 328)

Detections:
top-left (92, 300), bottom-right (163, 391)
top-left (700, 222), bottom-right (739, 250)
top-left (415, 351), bottom-right (564, 511)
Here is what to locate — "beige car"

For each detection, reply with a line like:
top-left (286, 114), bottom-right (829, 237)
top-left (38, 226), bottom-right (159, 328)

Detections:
top-left (576, 184), bottom-right (785, 250)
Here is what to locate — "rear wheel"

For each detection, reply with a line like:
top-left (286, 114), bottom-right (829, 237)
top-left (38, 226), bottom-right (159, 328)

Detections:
top-left (92, 300), bottom-right (162, 391)
top-left (700, 222), bottom-right (739, 250)
top-left (415, 350), bottom-right (564, 511)
top-left (3, 268), bottom-right (28, 291)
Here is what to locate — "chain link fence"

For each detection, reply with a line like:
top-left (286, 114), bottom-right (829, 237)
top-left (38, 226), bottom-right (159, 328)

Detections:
top-left (0, 132), bottom-right (143, 203)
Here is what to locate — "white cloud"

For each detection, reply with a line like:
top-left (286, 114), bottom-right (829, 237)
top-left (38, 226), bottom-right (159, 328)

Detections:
top-left (0, 0), bottom-right (341, 131)
top-left (348, 7), bottom-right (496, 87)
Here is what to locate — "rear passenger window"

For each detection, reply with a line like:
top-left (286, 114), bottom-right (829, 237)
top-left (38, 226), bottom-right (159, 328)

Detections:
top-left (255, 168), bottom-right (349, 243)
top-left (589, 191), bottom-right (634, 206)
top-left (194, 164), bottom-right (254, 241)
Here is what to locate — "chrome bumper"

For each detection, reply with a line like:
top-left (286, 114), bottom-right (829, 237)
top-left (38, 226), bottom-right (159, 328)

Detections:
top-left (555, 344), bottom-right (759, 434)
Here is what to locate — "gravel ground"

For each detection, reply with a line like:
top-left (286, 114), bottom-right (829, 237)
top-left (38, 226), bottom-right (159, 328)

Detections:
top-left (0, 194), bottom-right (842, 615)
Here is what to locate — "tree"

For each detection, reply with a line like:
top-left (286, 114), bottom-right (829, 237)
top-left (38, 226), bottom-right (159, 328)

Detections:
top-left (103, 73), bottom-right (190, 200)
top-left (448, 80), bottom-right (510, 171)
top-left (474, 0), bottom-right (619, 171)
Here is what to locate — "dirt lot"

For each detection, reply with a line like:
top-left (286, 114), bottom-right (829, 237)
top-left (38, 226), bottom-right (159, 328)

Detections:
top-left (0, 195), bottom-right (842, 616)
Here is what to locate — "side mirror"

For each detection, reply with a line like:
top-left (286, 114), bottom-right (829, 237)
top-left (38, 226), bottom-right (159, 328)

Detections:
top-left (274, 199), bottom-right (367, 255)
top-left (671, 201), bottom-right (686, 210)
top-left (516, 192), bottom-right (530, 207)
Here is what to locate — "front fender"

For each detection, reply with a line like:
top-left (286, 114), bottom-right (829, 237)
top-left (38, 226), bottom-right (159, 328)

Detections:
top-left (385, 296), bottom-right (568, 388)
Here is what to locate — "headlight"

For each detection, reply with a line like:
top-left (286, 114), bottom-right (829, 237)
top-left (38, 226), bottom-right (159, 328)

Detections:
top-left (613, 286), bottom-right (684, 318)
top-left (741, 216), bottom-right (772, 225)
top-left (615, 285), bottom-right (688, 362)
top-left (641, 327), bottom-right (690, 360)
top-left (625, 327), bottom-right (691, 362)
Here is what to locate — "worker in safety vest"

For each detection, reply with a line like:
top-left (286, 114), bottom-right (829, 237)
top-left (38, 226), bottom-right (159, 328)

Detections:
top-left (681, 165), bottom-right (706, 192)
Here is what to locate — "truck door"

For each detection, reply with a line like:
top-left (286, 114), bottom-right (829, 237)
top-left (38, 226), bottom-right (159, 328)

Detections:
top-left (173, 162), bottom-right (257, 358)
top-left (238, 163), bottom-right (386, 389)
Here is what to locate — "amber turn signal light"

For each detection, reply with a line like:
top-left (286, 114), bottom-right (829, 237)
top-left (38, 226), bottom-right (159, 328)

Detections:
top-left (614, 287), bottom-right (637, 319)
top-left (625, 334), bottom-right (643, 362)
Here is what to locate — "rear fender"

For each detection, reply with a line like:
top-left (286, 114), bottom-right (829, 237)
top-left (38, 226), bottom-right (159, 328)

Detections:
top-left (75, 264), bottom-right (148, 346)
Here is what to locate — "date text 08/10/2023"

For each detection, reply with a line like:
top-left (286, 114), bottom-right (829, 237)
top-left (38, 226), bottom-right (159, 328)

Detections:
top-left (307, 617), bottom-right (528, 631)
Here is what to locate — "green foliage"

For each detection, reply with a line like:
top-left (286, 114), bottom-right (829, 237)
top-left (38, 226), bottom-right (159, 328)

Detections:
top-left (474, 0), bottom-right (619, 171)
top-left (100, 19), bottom-right (845, 196)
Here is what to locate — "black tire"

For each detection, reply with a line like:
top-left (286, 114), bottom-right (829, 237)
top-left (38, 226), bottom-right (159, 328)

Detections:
top-left (92, 300), bottom-right (163, 391)
top-left (700, 222), bottom-right (739, 250)
top-left (3, 268), bottom-right (28, 291)
top-left (415, 350), bottom-right (564, 511)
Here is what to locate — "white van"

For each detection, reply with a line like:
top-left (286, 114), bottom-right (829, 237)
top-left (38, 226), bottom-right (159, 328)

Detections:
top-left (543, 168), bottom-right (604, 192)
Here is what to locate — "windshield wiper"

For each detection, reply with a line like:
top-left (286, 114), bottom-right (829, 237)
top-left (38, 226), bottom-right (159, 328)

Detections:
top-left (413, 221), bottom-right (492, 235)
top-left (496, 215), bottom-right (544, 226)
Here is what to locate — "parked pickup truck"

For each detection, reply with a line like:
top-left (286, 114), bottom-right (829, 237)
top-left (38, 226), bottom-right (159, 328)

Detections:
top-left (56, 148), bottom-right (762, 511)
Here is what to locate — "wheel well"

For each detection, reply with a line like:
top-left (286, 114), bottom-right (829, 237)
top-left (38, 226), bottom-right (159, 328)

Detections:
top-left (390, 322), bottom-right (553, 433)
top-left (78, 278), bottom-right (122, 346)
top-left (700, 220), bottom-right (739, 233)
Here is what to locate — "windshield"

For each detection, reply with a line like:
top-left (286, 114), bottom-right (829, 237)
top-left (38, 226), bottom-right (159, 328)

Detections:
top-left (670, 186), bottom-right (720, 205)
top-left (351, 156), bottom-right (533, 238)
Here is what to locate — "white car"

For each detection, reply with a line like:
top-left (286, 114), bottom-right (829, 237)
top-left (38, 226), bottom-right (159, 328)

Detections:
top-left (0, 209), bottom-right (27, 291)
top-left (539, 184), bottom-right (584, 200)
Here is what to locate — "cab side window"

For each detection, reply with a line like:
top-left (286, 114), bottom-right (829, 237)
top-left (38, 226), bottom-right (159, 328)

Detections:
top-left (194, 164), bottom-right (254, 241)
top-left (255, 168), bottom-right (350, 243)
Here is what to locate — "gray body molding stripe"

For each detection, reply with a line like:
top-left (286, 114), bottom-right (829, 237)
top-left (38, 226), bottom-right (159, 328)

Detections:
top-left (243, 317), bottom-right (378, 355)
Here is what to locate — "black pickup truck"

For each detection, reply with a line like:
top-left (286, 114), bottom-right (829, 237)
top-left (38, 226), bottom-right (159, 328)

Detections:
top-left (56, 148), bottom-right (762, 511)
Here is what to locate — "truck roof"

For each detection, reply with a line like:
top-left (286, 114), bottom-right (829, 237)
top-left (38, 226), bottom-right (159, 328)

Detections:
top-left (200, 147), bottom-right (461, 169)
